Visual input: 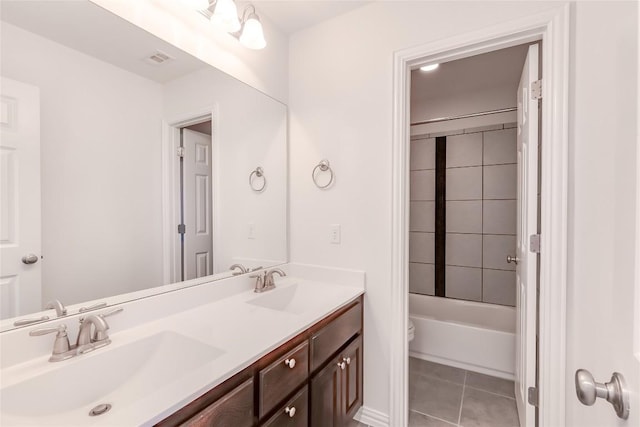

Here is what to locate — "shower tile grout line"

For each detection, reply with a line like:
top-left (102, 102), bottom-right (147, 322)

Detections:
top-left (457, 370), bottom-right (467, 426)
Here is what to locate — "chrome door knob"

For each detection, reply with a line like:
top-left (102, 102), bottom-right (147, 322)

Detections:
top-left (21, 254), bottom-right (39, 265)
top-left (285, 406), bottom-right (296, 418)
top-left (506, 255), bottom-right (519, 265)
top-left (284, 358), bottom-right (296, 369)
top-left (575, 369), bottom-right (629, 419)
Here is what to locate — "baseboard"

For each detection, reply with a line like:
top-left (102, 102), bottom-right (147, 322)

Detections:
top-left (354, 406), bottom-right (389, 427)
top-left (409, 350), bottom-right (515, 381)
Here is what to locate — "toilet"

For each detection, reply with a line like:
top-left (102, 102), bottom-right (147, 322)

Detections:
top-left (408, 319), bottom-right (415, 342)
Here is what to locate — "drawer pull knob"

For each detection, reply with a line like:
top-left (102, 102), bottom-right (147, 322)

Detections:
top-left (343, 357), bottom-right (351, 365)
top-left (337, 361), bottom-right (346, 370)
top-left (284, 358), bottom-right (296, 369)
top-left (285, 406), bottom-right (296, 417)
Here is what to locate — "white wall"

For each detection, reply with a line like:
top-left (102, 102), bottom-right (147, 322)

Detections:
top-left (163, 68), bottom-right (288, 273)
top-left (288, 0), bottom-right (569, 419)
top-left (566, 2), bottom-right (639, 426)
top-left (1, 23), bottom-right (165, 305)
top-left (90, 0), bottom-right (289, 104)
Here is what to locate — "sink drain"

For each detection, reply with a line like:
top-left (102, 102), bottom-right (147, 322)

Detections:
top-left (89, 403), bottom-right (112, 416)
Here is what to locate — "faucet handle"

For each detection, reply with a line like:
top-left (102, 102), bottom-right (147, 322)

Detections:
top-left (99, 307), bottom-right (123, 319)
top-left (79, 302), bottom-right (107, 313)
top-left (79, 307), bottom-right (123, 323)
top-left (30, 324), bottom-right (71, 357)
top-left (250, 272), bottom-right (266, 292)
top-left (29, 324), bottom-right (67, 336)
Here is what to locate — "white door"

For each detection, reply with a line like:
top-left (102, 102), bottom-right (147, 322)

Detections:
top-left (0, 77), bottom-right (41, 319)
top-left (514, 44), bottom-right (539, 427)
top-left (182, 129), bottom-right (213, 280)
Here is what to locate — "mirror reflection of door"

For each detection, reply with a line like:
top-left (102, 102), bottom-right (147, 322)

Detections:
top-left (180, 122), bottom-right (213, 281)
top-left (0, 77), bottom-right (42, 319)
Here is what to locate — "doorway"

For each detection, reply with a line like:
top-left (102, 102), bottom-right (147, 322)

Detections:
top-left (179, 120), bottom-right (214, 282)
top-left (407, 43), bottom-right (539, 427)
top-left (162, 111), bottom-right (219, 285)
top-left (388, 8), bottom-right (570, 427)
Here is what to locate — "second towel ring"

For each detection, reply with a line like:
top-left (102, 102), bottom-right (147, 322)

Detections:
top-left (312, 159), bottom-right (334, 189)
top-left (249, 167), bottom-right (266, 192)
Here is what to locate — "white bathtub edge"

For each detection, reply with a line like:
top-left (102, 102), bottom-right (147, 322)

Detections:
top-left (409, 351), bottom-right (515, 381)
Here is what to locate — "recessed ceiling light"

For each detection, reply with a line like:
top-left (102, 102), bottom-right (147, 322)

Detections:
top-left (420, 64), bottom-right (439, 72)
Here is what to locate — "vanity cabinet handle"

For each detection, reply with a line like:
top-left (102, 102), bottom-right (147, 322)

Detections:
top-left (343, 357), bottom-right (351, 365)
top-left (337, 361), bottom-right (346, 370)
top-left (285, 406), bottom-right (296, 418)
top-left (284, 358), bottom-right (296, 369)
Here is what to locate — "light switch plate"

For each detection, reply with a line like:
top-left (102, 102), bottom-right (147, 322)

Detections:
top-left (330, 224), bottom-right (341, 244)
top-left (248, 223), bottom-right (256, 239)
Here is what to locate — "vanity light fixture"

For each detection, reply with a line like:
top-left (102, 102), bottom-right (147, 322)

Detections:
top-left (420, 63), bottom-right (439, 72)
top-left (238, 5), bottom-right (266, 50)
top-left (210, 0), bottom-right (241, 33)
top-left (190, 0), bottom-right (267, 50)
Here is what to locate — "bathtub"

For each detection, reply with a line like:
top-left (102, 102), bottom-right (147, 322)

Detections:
top-left (409, 293), bottom-right (516, 380)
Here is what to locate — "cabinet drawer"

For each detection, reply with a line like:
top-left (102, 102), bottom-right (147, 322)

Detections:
top-left (259, 341), bottom-right (309, 418)
top-left (262, 386), bottom-right (308, 427)
top-left (310, 301), bottom-right (362, 371)
top-left (181, 378), bottom-right (254, 427)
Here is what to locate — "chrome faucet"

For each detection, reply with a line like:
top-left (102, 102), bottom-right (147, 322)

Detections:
top-left (44, 299), bottom-right (67, 317)
top-left (76, 314), bottom-right (110, 352)
top-left (265, 268), bottom-right (286, 288)
top-left (229, 264), bottom-right (248, 275)
top-left (251, 268), bottom-right (286, 293)
top-left (30, 307), bottom-right (123, 362)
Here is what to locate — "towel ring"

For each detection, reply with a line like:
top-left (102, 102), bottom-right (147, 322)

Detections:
top-left (312, 159), bottom-right (334, 189)
top-left (249, 167), bottom-right (266, 192)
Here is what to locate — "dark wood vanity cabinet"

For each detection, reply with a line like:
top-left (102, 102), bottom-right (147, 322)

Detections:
top-left (157, 296), bottom-right (363, 427)
top-left (310, 336), bottom-right (363, 427)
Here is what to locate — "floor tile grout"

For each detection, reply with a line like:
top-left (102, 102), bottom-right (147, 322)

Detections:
top-left (410, 409), bottom-right (459, 426)
top-left (464, 384), bottom-right (516, 400)
top-left (457, 371), bottom-right (467, 426)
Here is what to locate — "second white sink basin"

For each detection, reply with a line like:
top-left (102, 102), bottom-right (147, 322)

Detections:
top-left (1, 331), bottom-right (224, 425)
top-left (246, 283), bottom-right (332, 314)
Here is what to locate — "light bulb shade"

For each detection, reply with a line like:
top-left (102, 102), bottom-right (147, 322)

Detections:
top-left (182, 0), bottom-right (209, 10)
top-left (211, 0), bottom-right (241, 33)
top-left (239, 14), bottom-right (266, 50)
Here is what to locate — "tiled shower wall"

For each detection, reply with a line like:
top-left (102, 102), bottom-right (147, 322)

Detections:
top-left (409, 124), bottom-right (517, 306)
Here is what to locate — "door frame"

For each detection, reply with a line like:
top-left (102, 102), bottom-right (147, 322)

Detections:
top-left (389, 5), bottom-right (570, 427)
top-left (161, 105), bottom-right (220, 285)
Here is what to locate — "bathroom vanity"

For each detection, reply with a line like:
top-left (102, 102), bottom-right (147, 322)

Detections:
top-left (157, 296), bottom-right (363, 427)
top-left (0, 266), bottom-right (365, 426)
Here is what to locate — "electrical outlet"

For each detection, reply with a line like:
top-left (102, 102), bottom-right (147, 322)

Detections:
top-left (330, 224), bottom-right (341, 244)
top-left (248, 223), bottom-right (256, 239)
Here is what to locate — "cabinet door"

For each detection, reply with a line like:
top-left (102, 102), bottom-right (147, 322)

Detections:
top-left (341, 336), bottom-right (362, 423)
top-left (310, 357), bottom-right (342, 427)
top-left (181, 378), bottom-right (254, 427)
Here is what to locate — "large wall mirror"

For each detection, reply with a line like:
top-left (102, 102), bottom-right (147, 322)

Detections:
top-left (0, 1), bottom-right (288, 331)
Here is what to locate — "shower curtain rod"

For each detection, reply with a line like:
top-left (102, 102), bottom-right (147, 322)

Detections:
top-left (410, 107), bottom-right (517, 126)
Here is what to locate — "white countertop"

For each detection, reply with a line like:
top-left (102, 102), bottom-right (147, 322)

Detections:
top-left (0, 265), bottom-right (365, 426)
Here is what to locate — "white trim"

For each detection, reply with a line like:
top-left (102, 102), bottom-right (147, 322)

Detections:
top-left (390, 5), bottom-right (570, 427)
top-left (354, 406), bottom-right (389, 427)
top-left (161, 105), bottom-right (220, 285)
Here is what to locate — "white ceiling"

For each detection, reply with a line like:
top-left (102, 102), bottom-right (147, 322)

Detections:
top-left (1, 1), bottom-right (372, 84)
top-left (250, 1), bottom-right (371, 34)
top-left (411, 44), bottom-right (530, 102)
top-left (1, 1), bottom-right (207, 83)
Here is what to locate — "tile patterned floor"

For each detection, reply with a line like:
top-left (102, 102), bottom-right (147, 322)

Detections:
top-left (351, 357), bottom-right (519, 427)
top-left (409, 357), bottom-right (520, 427)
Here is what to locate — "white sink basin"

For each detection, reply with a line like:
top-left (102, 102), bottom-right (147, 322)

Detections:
top-left (1, 331), bottom-right (224, 425)
top-left (246, 283), bottom-right (331, 314)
